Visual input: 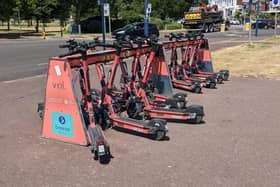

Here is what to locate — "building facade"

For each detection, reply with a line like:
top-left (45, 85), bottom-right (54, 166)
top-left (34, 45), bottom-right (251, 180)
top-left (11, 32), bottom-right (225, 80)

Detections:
top-left (208, 0), bottom-right (269, 17)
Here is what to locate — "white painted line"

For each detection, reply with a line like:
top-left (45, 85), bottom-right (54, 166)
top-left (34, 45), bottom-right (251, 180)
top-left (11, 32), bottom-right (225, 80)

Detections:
top-left (2, 74), bottom-right (46, 84)
top-left (37, 63), bottom-right (48, 66)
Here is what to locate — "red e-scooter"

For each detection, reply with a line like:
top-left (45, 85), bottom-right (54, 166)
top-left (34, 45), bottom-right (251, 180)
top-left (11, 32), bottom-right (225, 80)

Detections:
top-left (91, 41), bottom-right (169, 140)
top-left (163, 33), bottom-right (217, 89)
top-left (190, 35), bottom-right (229, 81)
top-left (115, 38), bottom-right (205, 124)
top-left (38, 43), bottom-right (112, 164)
top-left (181, 33), bottom-right (229, 83)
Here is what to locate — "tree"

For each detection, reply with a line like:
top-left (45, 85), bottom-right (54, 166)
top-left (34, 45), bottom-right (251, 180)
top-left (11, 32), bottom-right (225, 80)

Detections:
top-left (33, 0), bottom-right (57, 32)
top-left (150, 0), bottom-right (192, 20)
top-left (54, 0), bottom-right (71, 36)
top-left (0, 0), bottom-right (16, 30)
top-left (71, 0), bottom-right (97, 24)
top-left (15, 0), bottom-right (35, 22)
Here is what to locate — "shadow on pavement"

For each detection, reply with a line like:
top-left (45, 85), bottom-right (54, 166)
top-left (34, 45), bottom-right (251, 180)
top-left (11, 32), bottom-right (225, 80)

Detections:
top-left (0, 31), bottom-right (57, 39)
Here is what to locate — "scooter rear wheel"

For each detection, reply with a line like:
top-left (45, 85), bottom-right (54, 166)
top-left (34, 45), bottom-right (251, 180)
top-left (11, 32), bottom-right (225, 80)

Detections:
top-left (99, 148), bottom-right (111, 164)
top-left (217, 78), bottom-right (223, 84)
top-left (153, 130), bottom-right (166, 141)
top-left (194, 87), bottom-right (201, 93)
top-left (194, 115), bottom-right (203, 124)
top-left (209, 82), bottom-right (216, 89)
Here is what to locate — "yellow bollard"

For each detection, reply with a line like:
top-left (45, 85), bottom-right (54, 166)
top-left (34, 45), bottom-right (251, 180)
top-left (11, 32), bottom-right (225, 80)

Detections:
top-left (220, 24), bottom-right (225, 32)
top-left (245, 23), bottom-right (250, 31)
top-left (42, 31), bottom-right (46, 40)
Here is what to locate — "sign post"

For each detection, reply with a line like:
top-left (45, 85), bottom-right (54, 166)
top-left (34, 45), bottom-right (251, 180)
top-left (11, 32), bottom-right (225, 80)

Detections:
top-left (272, 0), bottom-right (279, 36)
top-left (274, 11), bottom-right (278, 36)
top-left (255, 0), bottom-right (261, 36)
top-left (104, 3), bottom-right (111, 35)
top-left (242, 3), bottom-right (247, 26)
top-left (99, 0), bottom-right (106, 46)
top-left (144, 0), bottom-right (149, 36)
top-left (248, 0), bottom-right (253, 44)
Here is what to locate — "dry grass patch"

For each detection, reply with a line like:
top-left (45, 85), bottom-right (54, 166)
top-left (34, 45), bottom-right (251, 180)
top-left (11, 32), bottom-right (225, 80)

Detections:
top-left (212, 40), bottom-right (280, 79)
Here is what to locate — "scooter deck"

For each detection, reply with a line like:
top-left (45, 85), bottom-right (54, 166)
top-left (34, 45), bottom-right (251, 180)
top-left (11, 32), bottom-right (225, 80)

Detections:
top-left (151, 105), bottom-right (204, 115)
top-left (112, 117), bottom-right (167, 135)
top-left (172, 80), bottom-right (194, 91)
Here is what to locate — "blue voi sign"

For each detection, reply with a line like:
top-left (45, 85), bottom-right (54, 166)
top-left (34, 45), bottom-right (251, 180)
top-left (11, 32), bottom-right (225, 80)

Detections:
top-left (273, 0), bottom-right (280, 7)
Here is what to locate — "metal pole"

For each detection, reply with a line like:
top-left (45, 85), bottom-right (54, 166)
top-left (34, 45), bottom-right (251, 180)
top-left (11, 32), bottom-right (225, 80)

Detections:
top-left (243, 5), bottom-right (246, 31)
top-left (18, 9), bottom-right (21, 37)
top-left (144, 0), bottom-right (149, 37)
top-left (249, 0), bottom-right (252, 44)
top-left (249, 13), bottom-right (252, 44)
top-left (255, 0), bottom-right (260, 36)
top-left (100, 0), bottom-right (106, 46)
top-left (275, 12), bottom-right (278, 36)
top-left (104, 15), bottom-right (106, 34)
top-left (109, 12), bottom-right (111, 35)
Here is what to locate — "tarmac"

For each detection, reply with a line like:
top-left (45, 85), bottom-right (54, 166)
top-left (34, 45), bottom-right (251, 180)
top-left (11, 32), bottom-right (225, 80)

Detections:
top-left (0, 76), bottom-right (280, 187)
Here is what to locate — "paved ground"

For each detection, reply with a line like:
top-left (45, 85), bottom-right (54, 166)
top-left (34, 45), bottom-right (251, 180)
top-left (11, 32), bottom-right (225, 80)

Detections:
top-left (0, 75), bottom-right (280, 187)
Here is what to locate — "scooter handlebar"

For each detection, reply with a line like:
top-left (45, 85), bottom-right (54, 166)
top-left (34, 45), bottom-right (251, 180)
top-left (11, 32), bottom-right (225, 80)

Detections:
top-left (58, 48), bottom-right (86, 58)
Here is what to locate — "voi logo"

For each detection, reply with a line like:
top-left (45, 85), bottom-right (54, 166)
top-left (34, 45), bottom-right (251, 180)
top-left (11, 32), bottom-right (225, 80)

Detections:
top-left (273, 0), bottom-right (279, 7)
top-left (59, 116), bottom-right (66, 124)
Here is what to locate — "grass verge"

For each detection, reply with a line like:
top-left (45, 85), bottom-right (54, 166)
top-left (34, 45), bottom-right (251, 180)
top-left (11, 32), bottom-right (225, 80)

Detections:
top-left (212, 39), bottom-right (280, 79)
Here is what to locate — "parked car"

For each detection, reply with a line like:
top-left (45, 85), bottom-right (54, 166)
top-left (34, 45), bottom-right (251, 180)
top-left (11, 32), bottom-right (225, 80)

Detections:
top-left (230, 18), bottom-right (240, 25)
top-left (80, 17), bottom-right (126, 33)
top-left (112, 22), bottom-right (159, 40)
top-left (251, 19), bottom-right (275, 29)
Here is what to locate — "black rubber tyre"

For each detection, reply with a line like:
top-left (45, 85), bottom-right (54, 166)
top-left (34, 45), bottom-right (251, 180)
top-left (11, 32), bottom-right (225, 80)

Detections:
top-left (219, 70), bottom-right (229, 81)
top-left (37, 103), bottom-right (45, 120)
top-left (217, 78), bottom-right (223, 84)
top-left (203, 24), bottom-right (209, 33)
top-left (124, 35), bottom-right (130, 41)
top-left (223, 74), bottom-right (229, 81)
top-left (153, 88), bottom-right (159, 94)
top-left (127, 102), bottom-right (142, 119)
top-left (150, 34), bottom-right (158, 39)
top-left (209, 24), bottom-right (214, 32)
top-left (99, 151), bottom-right (111, 164)
top-left (38, 111), bottom-right (44, 120)
top-left (153, 130), bottom-right (166, 141)
top-left (144, 114), bottom-right (151, 120)
top-left (194, 86), bottom-right (201, 93)
top-left (194, 115), bottom-right (203, 124)
top-left (209, 82), bottom-right (216, 89)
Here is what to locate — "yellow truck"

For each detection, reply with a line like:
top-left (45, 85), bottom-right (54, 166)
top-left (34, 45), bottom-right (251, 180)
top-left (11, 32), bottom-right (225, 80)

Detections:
top-left (183, 4), bottom-right (230, 32)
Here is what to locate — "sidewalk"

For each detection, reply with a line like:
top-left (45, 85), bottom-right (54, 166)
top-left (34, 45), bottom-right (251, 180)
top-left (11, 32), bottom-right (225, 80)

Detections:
top-left (0, 30), bottom-right (185, 41)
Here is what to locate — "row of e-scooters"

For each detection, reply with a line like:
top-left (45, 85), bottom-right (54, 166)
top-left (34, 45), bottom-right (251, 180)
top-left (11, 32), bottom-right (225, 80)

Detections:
top-left (38, 32), bottom-right (229, 164)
